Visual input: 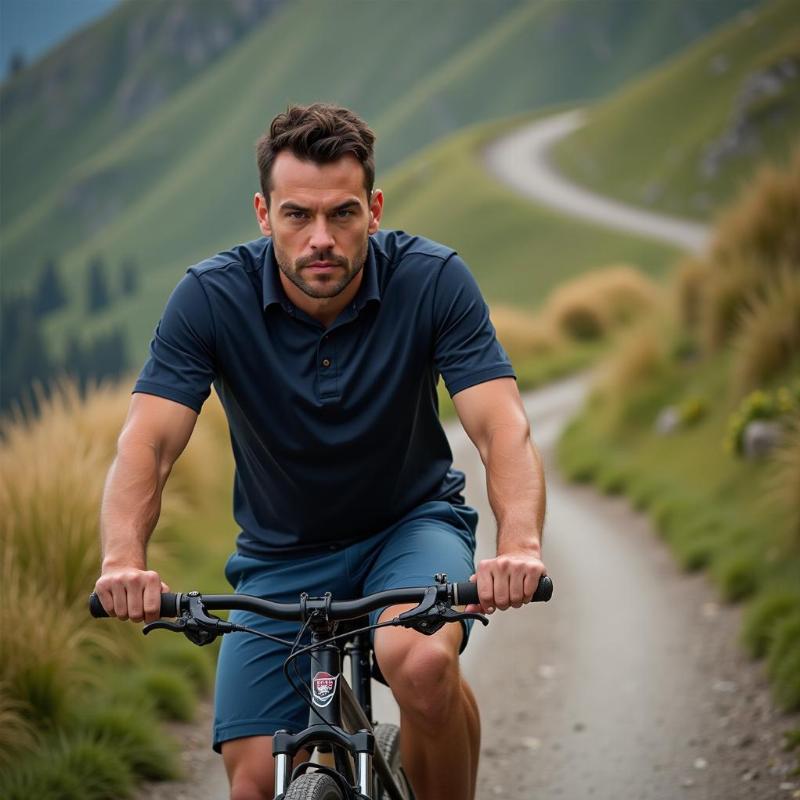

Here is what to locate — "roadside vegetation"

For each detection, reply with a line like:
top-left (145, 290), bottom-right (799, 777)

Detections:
top-left (558, 148), bottom-right (800, 722)
top-left (0, 382), bottom-right (235, 799)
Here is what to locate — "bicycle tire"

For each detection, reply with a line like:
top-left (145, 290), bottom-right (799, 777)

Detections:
top-left (283, 772), bottom-right (344, 800)
top-left (373, 723), bottom-right (414, 799)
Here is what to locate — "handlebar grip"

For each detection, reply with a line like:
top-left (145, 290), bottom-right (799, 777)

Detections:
top-left (455, 575), bottom-right (553, 606)
top-left (88, 592), bottom-right (180, 618)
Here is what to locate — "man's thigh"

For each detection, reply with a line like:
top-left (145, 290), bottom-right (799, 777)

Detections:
top-left (359, 500), bottom-right (479, 673)
top-left (213, 550), bottom-right (354, 752)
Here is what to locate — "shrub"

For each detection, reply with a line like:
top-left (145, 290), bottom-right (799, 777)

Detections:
top-left (0, 734), bottom-right (134, 800)
top-left (709, 148), bottom-right (800, 271)
top-left (136, 668), bottom-right (196, 722)
top-left (74, 704), bottom-right (180, 781)
top-left (731, 267), bottom-right (800, 396)
top-left (545, 265), bottom-right (660, 342)
top-left (741, 588), bottom-right (800, 658)
top-left (711, 549), bottom-right (761, 602)
top-left (767, 612), bottom-right (800, 711)
top-left (673, 256), bottom-right (710, 330)
top-left (489, 304), bottom-right (558, 361)
top-left (770, 417), bottom-right (800, 542)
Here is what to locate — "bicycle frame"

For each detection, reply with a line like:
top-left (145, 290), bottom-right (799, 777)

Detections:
top-left (272, 617), bottom-right (406, 800)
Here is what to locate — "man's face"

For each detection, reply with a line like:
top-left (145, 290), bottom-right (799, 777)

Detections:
top-left (255, 152), bottom-right (383, 300)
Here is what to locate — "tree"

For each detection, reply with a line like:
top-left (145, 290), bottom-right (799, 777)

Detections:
top-left (33, 258), bottom-right (68, 317)
top-left (120, 258), bottom-right (139, 296)
top-left (87, 256), bottom-right (111, 313)
top-left (0, 294), bottom-right (54, 413)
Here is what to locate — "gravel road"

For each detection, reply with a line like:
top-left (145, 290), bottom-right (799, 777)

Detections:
top-left (136, 115), bottom-right (798, 799)
top-left (483, 110), bottom-right (710, 255)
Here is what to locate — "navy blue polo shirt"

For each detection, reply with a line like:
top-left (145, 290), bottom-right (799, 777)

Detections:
top-left (134, 230), bottom-right (515, 556)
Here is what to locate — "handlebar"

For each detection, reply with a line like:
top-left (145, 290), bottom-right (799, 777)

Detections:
top-left (88, 576), bottom-right (553, 621)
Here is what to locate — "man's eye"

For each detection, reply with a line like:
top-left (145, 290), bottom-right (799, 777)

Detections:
top-left (334, 209), bottom-right (354, 218)
top-left (287, 211), bottom-right (307, 219)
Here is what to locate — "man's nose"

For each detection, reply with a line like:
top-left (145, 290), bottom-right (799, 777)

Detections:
top-left (308, 216), bottom-right (335, 251)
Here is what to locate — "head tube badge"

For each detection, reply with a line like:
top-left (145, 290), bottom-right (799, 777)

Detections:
top-left (311, 671), bottom-right (339, 707)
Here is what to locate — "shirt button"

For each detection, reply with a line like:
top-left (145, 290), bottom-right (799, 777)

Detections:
top-left (321, 358), bottom-right (331, 368)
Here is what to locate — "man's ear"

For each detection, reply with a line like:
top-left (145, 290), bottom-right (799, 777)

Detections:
top-left (254, 192), bottom-right (272, 236)
top-left (368, 189), bottom-right (384, 234)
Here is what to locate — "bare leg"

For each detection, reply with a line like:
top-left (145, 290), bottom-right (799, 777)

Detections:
top-left (375, 605), bottom-right (480, 800)
top-left (222, 736), bottom-right (309, 800)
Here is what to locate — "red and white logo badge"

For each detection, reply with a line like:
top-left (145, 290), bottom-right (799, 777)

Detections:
top-left (312, 671), bottom-right (339, 707)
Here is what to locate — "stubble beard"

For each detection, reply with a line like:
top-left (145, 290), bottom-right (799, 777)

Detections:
top-left (274, 235), bottom-right (369, 300)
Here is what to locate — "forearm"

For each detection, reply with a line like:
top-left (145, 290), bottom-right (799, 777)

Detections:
top-left (482, 421), bottom-right (545, 556)
top-left (100, 438), bottom-right (167, 571)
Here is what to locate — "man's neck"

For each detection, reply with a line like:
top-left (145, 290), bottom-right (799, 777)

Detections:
top-left (278, 269), bottom-right (364, 328)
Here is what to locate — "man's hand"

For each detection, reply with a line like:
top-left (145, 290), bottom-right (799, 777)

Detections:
top-left (94, 567), bottom-right (170, 624)
top-left (464, 548), bottom-right (547, 614)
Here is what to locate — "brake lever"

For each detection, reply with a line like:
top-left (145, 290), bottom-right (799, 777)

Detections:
top-left (396, 584), bottom-right (488, 636)
top-left (143, 591), bottom-right (235, 646)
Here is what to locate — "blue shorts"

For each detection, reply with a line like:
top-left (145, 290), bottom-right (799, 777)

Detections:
top-left (213, 500), bottom-right (478, 751)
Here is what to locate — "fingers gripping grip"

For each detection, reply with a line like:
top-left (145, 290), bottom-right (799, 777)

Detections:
top-left (88, 592), bottom-right (180, 618)
top-left (454, 575), bottom-right (553, 606)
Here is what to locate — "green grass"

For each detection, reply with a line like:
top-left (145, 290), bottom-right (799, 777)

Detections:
top-left (553, 0), bottom-right (800, 220)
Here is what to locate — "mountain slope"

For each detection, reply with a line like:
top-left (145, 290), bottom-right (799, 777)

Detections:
top-left (1, 0), bottom-right (756, 294)
top-left (552, 0), bottom-right (800, 218)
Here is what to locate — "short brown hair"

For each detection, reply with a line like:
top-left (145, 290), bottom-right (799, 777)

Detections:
top-left (256, 103), bottom-right (376, 203)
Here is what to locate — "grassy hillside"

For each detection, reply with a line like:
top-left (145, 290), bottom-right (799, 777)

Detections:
top-left (1, 0), bottom-right (754, 295)
top-left (558, 148), bottom-right (800, 720)
top-left (552, 0), bottom-right (800, 219)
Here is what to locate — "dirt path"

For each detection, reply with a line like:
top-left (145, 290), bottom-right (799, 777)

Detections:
top-left (483, 110), bottom-right (709, 255)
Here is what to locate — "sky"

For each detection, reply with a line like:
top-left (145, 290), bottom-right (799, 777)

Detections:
top-left (0, 0), bottom-right (122, 80)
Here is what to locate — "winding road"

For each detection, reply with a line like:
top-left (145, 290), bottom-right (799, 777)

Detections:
top-left (138, 114), bottom-right (797, 800)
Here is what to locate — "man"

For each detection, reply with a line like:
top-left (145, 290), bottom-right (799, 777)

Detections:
top-left (94, 103), bottom-right (547, 800)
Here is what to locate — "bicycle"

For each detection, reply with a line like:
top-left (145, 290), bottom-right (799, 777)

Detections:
top-left (90, 572), bottom-right (553, 799)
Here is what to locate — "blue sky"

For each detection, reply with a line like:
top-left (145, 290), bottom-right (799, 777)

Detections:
top-left (0, 0), bottom-right (121, 79)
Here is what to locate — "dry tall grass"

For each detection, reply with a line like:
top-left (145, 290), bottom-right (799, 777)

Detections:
top-left (0, 376), bottom-right (231, 759)
top-left (710, 149), bottom-right (800, 270)
top-left (732, 268), bottom-right (800, 396)
top-left (490, 305), bottom-right (559, 361)
top-left (686, 146), bottom-right (800, 352)
top-left (545, 265), bottom-right (660, 341)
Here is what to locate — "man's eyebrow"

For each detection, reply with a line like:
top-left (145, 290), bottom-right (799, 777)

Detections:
top-left (279, 201), bottom-right (310, 213)
top-left (330, 199), bottom-right (361, 213)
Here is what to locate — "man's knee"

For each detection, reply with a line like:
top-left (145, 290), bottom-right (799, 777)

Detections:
top-left (376, 610), bottom-right (463, 724)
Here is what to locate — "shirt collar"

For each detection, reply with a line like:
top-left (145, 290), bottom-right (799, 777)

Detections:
top-left (261, 237), bottom-right (381, 313)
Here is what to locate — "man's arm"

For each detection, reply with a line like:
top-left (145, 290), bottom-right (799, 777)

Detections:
top-left (452, 377), bottom-right (546, 614)
top-left (94, 393), bottom-right (198, 623)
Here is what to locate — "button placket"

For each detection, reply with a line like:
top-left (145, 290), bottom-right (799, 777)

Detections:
top-left (317, 331), bottom-right (338, 400)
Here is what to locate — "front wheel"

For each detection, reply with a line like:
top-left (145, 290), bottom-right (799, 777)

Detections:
top-left (373, 723), bottom-right (414, 799)
top-left (283, 772), bottom-right (344, 800)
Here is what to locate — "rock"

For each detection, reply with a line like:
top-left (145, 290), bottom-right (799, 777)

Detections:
top-left (742, 420), bottom-right (784, 459)
top-left (655, 406), bottom-right (681, 435)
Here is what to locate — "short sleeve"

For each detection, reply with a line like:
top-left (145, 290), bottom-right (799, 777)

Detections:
top-left (133, 271), bottom-right (217, 413)
top-left (433, 254), bottom-right (515, 397)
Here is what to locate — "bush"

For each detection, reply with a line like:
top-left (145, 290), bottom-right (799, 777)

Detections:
top-left (136, 668), bottom-right (196, 722)
top-left (545, 265), bottom-right (660, 342)
top-left (731, 267), bottom-right (800, 396)
top-left (709, 148), bottom-right (800, 271)
top-left (741, 589), bottom-right (800, 658)
top-left (770, 418), bottom-right (800, 542)
top-left (767, 613), bottom-right (800, 711)
top-left (0, 734), bottom-right (134, 800)
top-left (711, 549), bottom-right (761, 602)
top-left (74, 704), bottom-right (180, 781)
